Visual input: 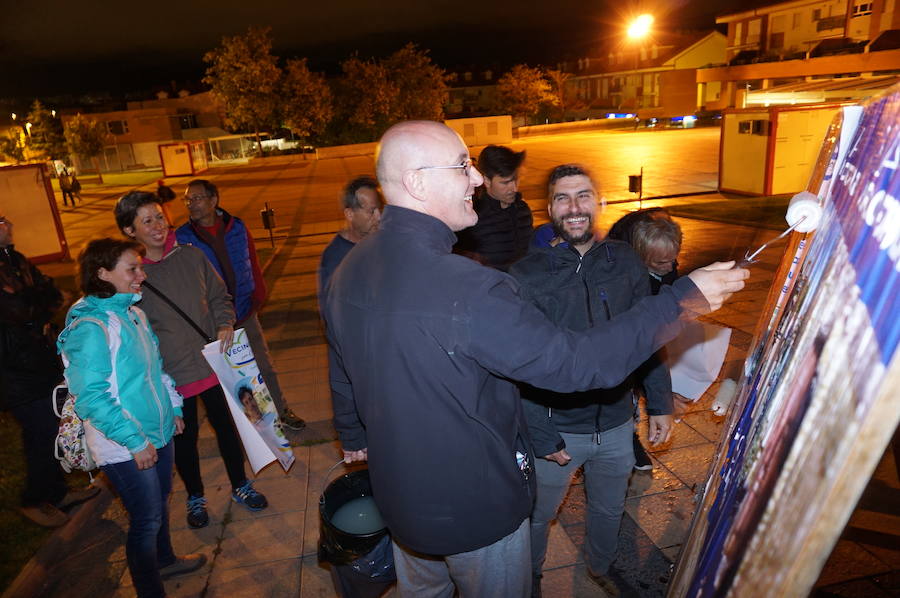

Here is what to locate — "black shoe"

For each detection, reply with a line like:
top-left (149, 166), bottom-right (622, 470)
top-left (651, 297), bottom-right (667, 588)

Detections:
top-left (279, 408), bottom-right (306, 431)
top-left (159, 553), bottom-right (207, 579)
top-left (633, 433), bottom-right (653, 471)
top-left (186, 495), bottom-right (209, 528)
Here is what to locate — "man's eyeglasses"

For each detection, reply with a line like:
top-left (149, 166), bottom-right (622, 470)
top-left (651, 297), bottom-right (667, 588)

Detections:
top-left (183, 194), bottom-right (212, 204)
top-left (417, 159), bottom-right (473, 177)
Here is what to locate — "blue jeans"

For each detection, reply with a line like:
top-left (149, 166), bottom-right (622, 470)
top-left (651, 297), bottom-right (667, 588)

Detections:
top-left (392, 518), bottom-right (531, 598)
top-left (530, 420), bottom-right (635, 576)
top-left (102, 442), bottom-right (176, 598)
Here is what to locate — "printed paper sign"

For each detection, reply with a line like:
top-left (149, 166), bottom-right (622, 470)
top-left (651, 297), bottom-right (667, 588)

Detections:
top-left (202, 328), bottom-right (295, 473)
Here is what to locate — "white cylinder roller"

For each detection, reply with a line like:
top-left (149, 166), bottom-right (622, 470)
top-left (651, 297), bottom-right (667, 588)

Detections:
top-left (786, 191), bottom-right (823, 233)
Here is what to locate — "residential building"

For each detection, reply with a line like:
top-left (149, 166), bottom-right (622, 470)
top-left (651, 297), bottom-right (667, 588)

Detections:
top-left (698, 0), bottom-right (900, 110)
top-left (60, 91), bottom-right (226, 172)
top-left (561, 31), bottom-right (727, 119)
top-left (445, 69), bottom-right (500, 116)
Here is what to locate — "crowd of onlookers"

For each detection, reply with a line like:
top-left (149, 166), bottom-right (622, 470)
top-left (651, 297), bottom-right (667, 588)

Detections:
top-left (2, 119), bottom-right (747, 598)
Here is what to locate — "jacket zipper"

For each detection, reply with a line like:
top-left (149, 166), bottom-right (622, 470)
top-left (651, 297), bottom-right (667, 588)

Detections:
top-left (132, 307), bottom-right (166, 441)
top-left (595, 288), bottom-right (612, 444)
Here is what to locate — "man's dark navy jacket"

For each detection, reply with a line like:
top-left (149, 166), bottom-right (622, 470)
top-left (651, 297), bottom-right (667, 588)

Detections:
top-left (323, 205), bottom-right (698, 556)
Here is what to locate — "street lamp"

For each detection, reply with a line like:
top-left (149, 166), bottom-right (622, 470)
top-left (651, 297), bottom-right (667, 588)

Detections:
top-left (10, 112), bottom-right (16, 121)
top-left (627, 14), bottom-right (654, 39)
top-left (25, 122), bottom-right (33, 136)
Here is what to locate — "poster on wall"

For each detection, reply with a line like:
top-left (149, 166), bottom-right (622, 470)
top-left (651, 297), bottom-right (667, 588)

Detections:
top-left (202, 328), bottom-right (295, 474)
top-left (669, 88), bottom-right (900, 597)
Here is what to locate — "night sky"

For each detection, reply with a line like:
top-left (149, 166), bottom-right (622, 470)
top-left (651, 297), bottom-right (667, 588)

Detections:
top-left (1, 0), bottom-right (746, 103)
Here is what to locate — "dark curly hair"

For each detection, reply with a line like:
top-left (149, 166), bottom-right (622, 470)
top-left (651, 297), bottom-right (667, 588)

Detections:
top-left (78, 238), bottom-right (145, 298)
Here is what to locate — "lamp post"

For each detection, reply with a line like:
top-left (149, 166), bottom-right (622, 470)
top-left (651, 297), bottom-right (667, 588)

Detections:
top-left (627, 14), bottom-right (654, 40)
top-left (625, 14), bottom-right (654, 115)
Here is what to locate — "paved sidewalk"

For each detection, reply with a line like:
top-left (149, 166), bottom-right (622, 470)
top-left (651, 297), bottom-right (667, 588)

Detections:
top-left (6, 130), bottom-right (897, 597)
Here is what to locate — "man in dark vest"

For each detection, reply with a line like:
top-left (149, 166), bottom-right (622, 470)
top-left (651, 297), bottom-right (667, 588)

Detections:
top-left (176, 180), bottom-right (306, 431)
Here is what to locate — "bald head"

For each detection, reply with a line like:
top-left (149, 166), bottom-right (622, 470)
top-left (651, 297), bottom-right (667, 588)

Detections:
top-left (376, 122), bottom-right (460, 192)
top-left (374, 120), bottom-right (484, 231)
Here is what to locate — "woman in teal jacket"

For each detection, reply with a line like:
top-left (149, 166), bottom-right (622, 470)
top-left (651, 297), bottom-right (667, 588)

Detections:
top-left (58, 238), bottom-right (205, 598)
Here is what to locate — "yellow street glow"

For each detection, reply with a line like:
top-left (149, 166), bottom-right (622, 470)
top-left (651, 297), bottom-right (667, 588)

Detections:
top-left (627, 14), bottom-right (654, 39)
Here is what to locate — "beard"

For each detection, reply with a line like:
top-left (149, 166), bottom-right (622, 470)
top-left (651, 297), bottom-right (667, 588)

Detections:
top-left (552, 212), bottom-right (594, 246)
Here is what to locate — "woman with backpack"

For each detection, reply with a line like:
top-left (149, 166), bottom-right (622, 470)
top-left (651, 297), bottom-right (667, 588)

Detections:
top-left (57, 238), bottom-right (206, 598)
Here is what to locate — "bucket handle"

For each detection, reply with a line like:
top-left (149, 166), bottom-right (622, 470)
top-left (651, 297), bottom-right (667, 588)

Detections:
top-left (320, 458), bottom-right (368, 500)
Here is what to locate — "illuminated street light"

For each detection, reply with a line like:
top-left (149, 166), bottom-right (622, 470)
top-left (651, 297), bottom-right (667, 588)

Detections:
top-left (627, 14), bottom-right (654, 39)
top-left (11, 112), bottom-right (16, 121)
top-left (25, 122), bottom-right (33, 135)
top-left (51, 109), bottom-right (57, 117)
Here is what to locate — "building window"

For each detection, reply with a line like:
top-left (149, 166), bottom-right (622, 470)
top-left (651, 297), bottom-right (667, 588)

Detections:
top-left (484, 70), bottom-right (492, 80)
top-left (752, 120), bottom-right (770, 135)
top-left (739, 121), bottom-right (752, 134)
top-left (747, 18), bottom-right (761, 44)
top-left (812, 8), bottom-right (821, 21)
top-left (463, 72), bottom-right (472, 82)
top-left (852, 2), bottom-right (873, 16)
top-left (770, 32), bottom-right (785, 49)
top-left (106, 120), bottom-right (129, 136)
top-left (178, 114), bottom-right (198, 129)
top-left (792, 12), bottom-right (801, 28)
top-left (651, 45), bottom-right (658, 59)
top-left (771, 14), bottom-right (786, 33)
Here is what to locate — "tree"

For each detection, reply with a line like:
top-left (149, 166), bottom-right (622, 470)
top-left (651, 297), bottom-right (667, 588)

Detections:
top-left (0, 129), bottom-right (25, 163)
top-left (64, 114), bottom-right (108, 182)
top-left (281, 58), bottom-right (333, 142)
top-left (496, 65), bottom-right (557, 125)
top-left (329, 44), bottom-right (449, 144)
top-left (383, 43), bottom-right (448, 122)
top-left (331, 55), bottom-right (398, 144)
top-left (203, 26), bottom-right (281, 155)
top-left (545, 69), bottom-right (573, 121)
top-left (25, 100), bottom-right (67, 160)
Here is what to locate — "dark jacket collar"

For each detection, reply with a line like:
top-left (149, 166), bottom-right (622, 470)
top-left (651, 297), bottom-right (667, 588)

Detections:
top-left (380, 205), bottom-right (457, 254)
top-left (475, 190), bottom-right (522, 211)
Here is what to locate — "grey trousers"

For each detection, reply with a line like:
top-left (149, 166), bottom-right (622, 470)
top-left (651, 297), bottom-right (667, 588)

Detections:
top-left (530, 420), bottom-right (635, 576)
top-left (392, 518), bottom-right (531, 598)
top-left (242, 312), bottom-right (287, 415)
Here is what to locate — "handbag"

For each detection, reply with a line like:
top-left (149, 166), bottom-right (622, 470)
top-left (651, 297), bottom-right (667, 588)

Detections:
top-left (52, 383), bottom-right (97, 473)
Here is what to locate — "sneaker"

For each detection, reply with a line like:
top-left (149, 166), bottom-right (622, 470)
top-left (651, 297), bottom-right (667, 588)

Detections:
top-left (186, 495), bottom-right (209, 529)
top-left (159, 553), bottom-right (207, 579)
top-left (20, 503), bottom-right (69, 528)
top-left (279, 408), bottom-right (306, 431)
top-left (232, 480), bottom-right (268, 511)
top-left (56, 486), bottom-right (101, 511)
top-left (586, 567), bottom-right (621, 597)
top-left (633, 433), bottom-right (653, 472)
